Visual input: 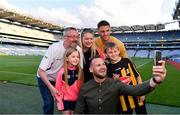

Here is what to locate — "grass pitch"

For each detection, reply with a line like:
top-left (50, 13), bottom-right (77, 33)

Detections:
top-left (0, 56), bottom-right (180, 107)
top-left (0, 55), bottom-right (42, 86)
top-left (133, 57), bottom-right (180, 107)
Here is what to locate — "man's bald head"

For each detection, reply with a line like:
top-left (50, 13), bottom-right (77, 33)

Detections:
top-left (89, 56), bottom-right (107, 79)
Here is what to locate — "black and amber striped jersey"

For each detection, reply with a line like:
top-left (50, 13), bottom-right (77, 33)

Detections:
top-left (106, 58), bottom-right (144, 111)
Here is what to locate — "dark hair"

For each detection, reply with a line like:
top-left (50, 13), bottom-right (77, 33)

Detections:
top-left (104, 42), bottom-right (118, 53)
top-left (89, 55), bottom-right (102, 66)
top-left (97, 20), bottom-right (110, 29)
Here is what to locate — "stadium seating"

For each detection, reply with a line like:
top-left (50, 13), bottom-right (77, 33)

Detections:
top-left (0, 8), bottom-right (179, 57)
top-left (0, 44), bottom-right (47, 56)
top-left (0, 15), bottom-right (62, 56)
top-left (127, 50), bottom-right (136, 57)
top-left (0, 22), bottom-right (58, 41)
top-left (112, 30), bottom-right (180, 58)
top-left (135, 50), bottom-right (149, 58)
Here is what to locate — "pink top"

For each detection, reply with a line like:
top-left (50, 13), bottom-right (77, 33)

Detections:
top-left (55, 66), bottom-right (79, 110)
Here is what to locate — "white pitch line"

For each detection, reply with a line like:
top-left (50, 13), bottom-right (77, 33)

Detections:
top-left (137, 60), bottom-right (152, 68)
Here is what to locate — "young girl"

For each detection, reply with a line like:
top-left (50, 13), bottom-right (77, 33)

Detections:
top-left (80, 28), bottom-right (105, 82)
top-left (55, 47), bottom-right (84, 115)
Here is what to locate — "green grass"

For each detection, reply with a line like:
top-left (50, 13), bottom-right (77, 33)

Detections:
top-left (0, 55), bottom-right (42, 86)
top-left (132, 57), bottom-right (180, 107)
top-left (0, 56), bottom-right (180, 107)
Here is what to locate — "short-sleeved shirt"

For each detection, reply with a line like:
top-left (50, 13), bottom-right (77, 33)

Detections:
top-left (37, 41), bottom-right (83, 81)
top-left (95, 36), bottom-right (127, 58)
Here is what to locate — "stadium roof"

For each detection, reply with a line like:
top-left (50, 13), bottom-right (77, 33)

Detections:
top-left (0, 6), bottom-right (167, 34)
top-left (111, 24), bottom-right (165, 33)
top-left (90, 23), bottom-right (165, 34)
top-left (0, 7), bottom-right (64, 31)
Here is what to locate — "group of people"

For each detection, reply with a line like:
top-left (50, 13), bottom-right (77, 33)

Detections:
top-left (37, 20), bottom-right (167, 114)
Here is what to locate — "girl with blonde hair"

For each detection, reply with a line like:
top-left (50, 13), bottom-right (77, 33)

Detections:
top-left (55, 47), bottom-right (83, 115)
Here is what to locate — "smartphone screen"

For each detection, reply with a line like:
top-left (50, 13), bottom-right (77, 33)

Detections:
top-left (154, 50), bottom-right (162, 65)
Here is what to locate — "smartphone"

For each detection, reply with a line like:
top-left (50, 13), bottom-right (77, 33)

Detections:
top-left (154, 50), bottom-right (162, 65)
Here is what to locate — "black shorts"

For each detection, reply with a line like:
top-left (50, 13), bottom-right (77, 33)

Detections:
top-left (63, 100), bottom-right (77, 111)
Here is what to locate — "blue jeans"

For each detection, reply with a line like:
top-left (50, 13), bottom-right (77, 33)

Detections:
top-left (37, 77), bottom-right (55, 114)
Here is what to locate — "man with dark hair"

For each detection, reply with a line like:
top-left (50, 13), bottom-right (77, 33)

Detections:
top-left (37, 27), bottom-right (83, 114)
top-left (95, 20), bottom-right (127, 58)
top-left (75, 56), bottom-right (166, 114)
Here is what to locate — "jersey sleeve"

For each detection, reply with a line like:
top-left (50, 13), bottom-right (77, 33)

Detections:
top-left (116, 39), bottom-right (127, 58)
top-left (120, 43), bottom-right (128, 58)
top-left (38, 44), bottom-right (55, 71)
top-left (127, 58), bottom-right (140, 78)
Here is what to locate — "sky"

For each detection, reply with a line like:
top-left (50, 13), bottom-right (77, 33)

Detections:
top-left (0, 0), bottom-right (178, 29)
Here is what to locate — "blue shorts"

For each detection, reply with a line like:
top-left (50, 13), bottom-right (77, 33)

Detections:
top-left (63, 100), bottom-right (77, 110)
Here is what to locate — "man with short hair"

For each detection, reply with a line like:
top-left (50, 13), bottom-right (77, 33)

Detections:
top-left (75, 56), bottom-right (166, 114)
top-left (95, 20), bottom-right (127, 58)
top-left (37, 27), bottom-right (83, 114)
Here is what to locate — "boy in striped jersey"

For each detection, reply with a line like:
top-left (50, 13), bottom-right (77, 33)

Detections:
top-left (105, 42), bottom-right (147, 114)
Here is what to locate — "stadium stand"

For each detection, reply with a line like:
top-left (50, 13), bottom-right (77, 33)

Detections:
top-left (0, 2), bottom-right (179, 59)
top-left (0, 7), bottom-right (63, 56)
top-left (112, 30), bottom-right (180, 58)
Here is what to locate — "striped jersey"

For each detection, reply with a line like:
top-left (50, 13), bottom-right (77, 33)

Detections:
top-left (106, 58), bottom-right (145, 111)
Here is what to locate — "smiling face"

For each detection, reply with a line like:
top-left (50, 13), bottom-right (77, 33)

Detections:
top-left (82, 32), bottom-right (94, 49)
top-left (98, 25), bottom-right (111, 41)
top-left (67, 50), bottom-right (80, 67)
top-left (105, 46), bottom-right (120, 64)
top-left (64, 29), bottom-right (79, 48)
top-left (89, 57), bottom-right (107, 79)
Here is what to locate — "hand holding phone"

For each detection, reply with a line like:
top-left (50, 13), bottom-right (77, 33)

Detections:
top-left (154, 50), bottom-right (162, 66)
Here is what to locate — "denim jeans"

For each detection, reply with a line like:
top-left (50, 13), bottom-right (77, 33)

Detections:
top-left (37, 77), bottom-right (55, 114)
